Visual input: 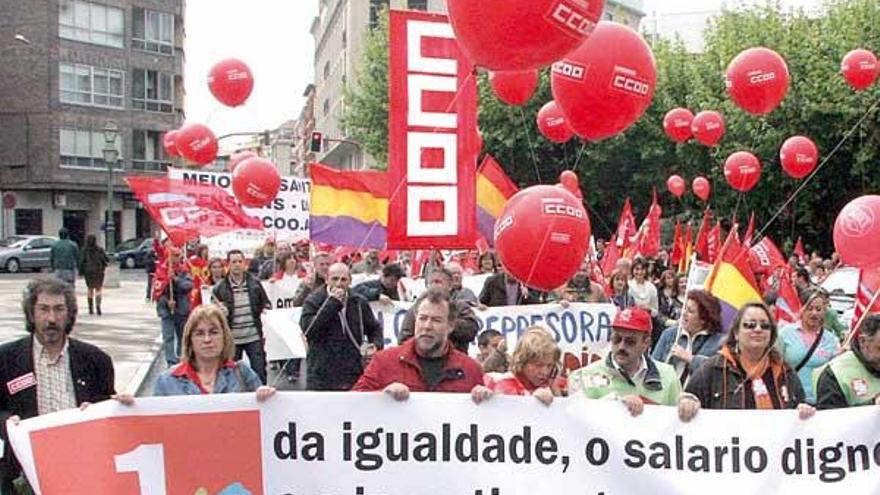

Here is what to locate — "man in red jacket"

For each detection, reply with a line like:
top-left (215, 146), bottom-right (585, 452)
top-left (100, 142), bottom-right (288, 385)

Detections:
top-left (353, 288), bottom-right (488, 401)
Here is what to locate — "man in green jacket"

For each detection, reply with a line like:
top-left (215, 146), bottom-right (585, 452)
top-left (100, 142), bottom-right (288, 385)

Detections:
top-left (815, 314), bottom-right (880, 409)
top-left (569, 307), bottom-right (686, 417)
top-left (50, 228), bottom-right (79, 287)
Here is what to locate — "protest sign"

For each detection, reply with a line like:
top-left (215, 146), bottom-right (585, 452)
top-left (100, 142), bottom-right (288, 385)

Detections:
top-left (9, 393), bottom-right (880, 494)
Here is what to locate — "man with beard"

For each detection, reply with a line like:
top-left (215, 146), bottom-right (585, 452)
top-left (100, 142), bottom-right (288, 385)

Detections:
top-left (568, 307), bottom-right (683, 416)
top-left (353, 288), bottom-right (486, 399)
top-left (0, 277), bottom-right (116, 492)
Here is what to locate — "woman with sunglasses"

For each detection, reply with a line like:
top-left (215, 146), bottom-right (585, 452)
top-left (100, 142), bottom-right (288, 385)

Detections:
top-left (481, 327), bottom-right (562, 405)
top-left (777, 289), bottom-right (840, 404)
top-left (678, 302), bottom-right (815, 421)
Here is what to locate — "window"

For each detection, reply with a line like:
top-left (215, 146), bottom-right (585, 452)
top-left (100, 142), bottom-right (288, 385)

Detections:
top-left (58, 0), bottom-right (124, 48)
top-left (59, 128), bottom-right (122, 169)
top-left (132, 69), bottom-right (174, 113)
top-left (323, 98), bottom-right (330, 116)
top-left (407, 0), bottom-right (428, 10)
top-left (369, 0), bottom-right (389, 29)
top-left (14, 210), bottom-right (42, 236)
top-left (132, 7), bottom-right (174, 54)
top-left (60, 63), bottom-right (124, 108)
top-left (603, 11), bottom-right (614, 21)
top-left (132, 130), bottom-right (170, 172)
top-left (323, 61), bottom-right (330, 80)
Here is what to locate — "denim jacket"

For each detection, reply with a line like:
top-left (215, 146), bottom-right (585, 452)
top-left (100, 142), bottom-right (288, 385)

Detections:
top-left (153, 361), bottom-right (261, 396)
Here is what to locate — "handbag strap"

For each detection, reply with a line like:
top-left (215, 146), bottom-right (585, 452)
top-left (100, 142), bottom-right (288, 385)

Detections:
top-left (794, 328), bottom-right (824, 372)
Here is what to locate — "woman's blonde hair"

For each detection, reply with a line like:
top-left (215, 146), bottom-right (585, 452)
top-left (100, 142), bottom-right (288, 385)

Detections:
top-left (180, 304), bottom-right (235, 366)
top-left (510, 326), bottom-right (561, 376)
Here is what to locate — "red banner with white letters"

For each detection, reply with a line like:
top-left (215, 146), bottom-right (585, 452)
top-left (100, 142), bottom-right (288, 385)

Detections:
top-left (387, 9), bottom-right (478, 249)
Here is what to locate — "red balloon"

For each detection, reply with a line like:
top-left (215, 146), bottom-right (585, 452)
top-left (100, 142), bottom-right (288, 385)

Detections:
top-left (489, 70), bottom-right (539, 106)
top-left (227, 151), bottom-right (258, 173)
top-left (551, 22), bottom-right (657, 142)
top-left (494, 185), bottom-right (591, 291)
top-left (779, 136), bottom-right (819, 179)
top-left (692, 177), bottom-right (711, 201)
top-left (725, 47), bottom-right (789, 115)
top-left (841, 49), bottom-right (879, 91)
top-left (663, 108), bottom-right (694, 143)
top-left (667, 175), bottom-right (686, 198)
top-left (447, 0), bottom-right (605, 71)
top-left (176, 123), bottom-right (218, 167)
top-left (691, 111), bottom-right (725, 147)
top-left (536, 100), bottom-right (574, 143)
top-left (162, 130), bottom-right (180, 158)
top-left (232, 157), bottom-right (281, 208)
top-left (559, 170), bottom-right (582, 199)
top-left (207, 58), bottom-right (254, 107)
top-left (724, 152), bottom-right (762, 193)
top-left (834, 195), bottom-right (880, 268)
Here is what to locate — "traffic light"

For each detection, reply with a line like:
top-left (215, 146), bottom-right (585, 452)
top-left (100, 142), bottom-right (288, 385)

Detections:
top-left (309, 131), bottom-right (323, 153)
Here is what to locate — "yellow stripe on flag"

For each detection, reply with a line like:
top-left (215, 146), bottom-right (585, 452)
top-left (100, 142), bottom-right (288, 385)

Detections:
top-left (709, 262), bottom-right (763, 310)
top-left (310, 185), bottom-right (388, 225)
top-left (476, 175), bottom-right (509, 218)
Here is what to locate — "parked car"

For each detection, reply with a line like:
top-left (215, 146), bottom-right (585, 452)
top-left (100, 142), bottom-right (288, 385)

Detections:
top-left (116, 238), bottom-right (154, 269)
top-left (0, 235), bottom-right (60, 273)
top-left (821, 266), bottom-right (859, 330)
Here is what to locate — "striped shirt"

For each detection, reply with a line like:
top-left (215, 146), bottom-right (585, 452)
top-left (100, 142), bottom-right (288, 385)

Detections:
top-left (230, 277), bottom-right (260, 345)
top-left (33, 338), bottom-right (77, 415)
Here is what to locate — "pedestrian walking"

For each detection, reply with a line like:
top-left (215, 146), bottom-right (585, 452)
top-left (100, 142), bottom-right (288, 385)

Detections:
top-left (78, 234), bottom-right (109, 315)
top-left (49, 228), bottom-right (79, 287)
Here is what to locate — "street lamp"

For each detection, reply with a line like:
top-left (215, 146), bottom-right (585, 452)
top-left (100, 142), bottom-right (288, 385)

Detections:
top-left (102, 122), bottom-right (118, 254)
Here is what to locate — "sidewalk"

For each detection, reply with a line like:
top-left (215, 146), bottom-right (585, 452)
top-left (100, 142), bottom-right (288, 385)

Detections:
top-left (0, 272), bottom-right (162, 394)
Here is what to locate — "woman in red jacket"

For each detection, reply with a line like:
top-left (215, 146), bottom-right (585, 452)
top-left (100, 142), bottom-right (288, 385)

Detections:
top-left (484, 327), bottom-right (562, 405)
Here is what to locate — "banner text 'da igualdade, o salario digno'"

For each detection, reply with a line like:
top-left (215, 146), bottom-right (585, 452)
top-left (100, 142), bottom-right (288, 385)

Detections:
top-left (8, 393), bottom-right (880, 495)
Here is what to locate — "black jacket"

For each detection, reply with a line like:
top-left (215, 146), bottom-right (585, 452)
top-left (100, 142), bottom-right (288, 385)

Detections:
top-left (685, 351), bottom-right (805, 410)
top-left (352, 278), bottom-right (399, 302)
top-left (0, 336), bottom-right (115, 482)
top-left (212, 273), bottom-right (271, 337)
top-left (300, 287), bottom-right (383, 391)
top-left (479, 273), bottom-right (535, 307)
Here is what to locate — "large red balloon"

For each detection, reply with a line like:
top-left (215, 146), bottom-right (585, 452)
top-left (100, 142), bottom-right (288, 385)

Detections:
top-left (834, 195), bottom-right (880, 268)
top-left (551, 22), bottom-right (656, 142)
top-left (495, 185), bottom-right (590, 291)
top-left (232, 157), bottom-right (281, 208)
top-left (162, 130), bottom-right (180, 158)
top-left (663, 108), bottom-right (694, 143)
top-left (724, 152), bottom-right (762, 192)
top-left (489, 70), bottom-right (539, 106)
top-left (779, 136), bottom-right (819, 179)
top-left (447, 0), bottom-right (605, 71)
top-left (559, 170), bottom-right (582, 199)
top-left (536, 100), bottom-right (574, 143)
top-left (176, 124), bottom-right (218, 167)
top-left (691, 111), bottom-right (725, 147)
top-left (207, 58), bottom-right (254, 107)
top-left (725, 47), bottom-right (790, 115)
top-left (693, 177), bottom-right (711, 201)
top-left (227, 150), bottom-right (258, 173)
top-left (667, 175), bottom-right (686, 198)
top-left (841, 49), bottom-right (879, 91)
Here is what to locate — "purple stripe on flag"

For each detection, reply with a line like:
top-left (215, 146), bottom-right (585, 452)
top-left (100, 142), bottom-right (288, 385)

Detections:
top-left (477, 207), bottom-right (496, 246)
top-left (718, 299), bottom-right (738, 334)
top-left (310, 215), bottom-right (387, 249)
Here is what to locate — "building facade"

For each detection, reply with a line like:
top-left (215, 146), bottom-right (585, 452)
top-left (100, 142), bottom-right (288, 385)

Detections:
top-left (0, 0), bottom-right (185, 248)
top-left (604, 0), bottom-right (646, 29)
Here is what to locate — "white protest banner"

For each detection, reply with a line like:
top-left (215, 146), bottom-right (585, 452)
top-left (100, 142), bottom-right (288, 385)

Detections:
top-left (262, 308), bottom-right (307, 361)
top-left (262, 278), bottom-right (302, 309)
top-left (168, 168), bottom-right (311, 240)
top-left (261, 302), bottom-right (614, 365)
top-left (9, 393), bottom-right (880, 494)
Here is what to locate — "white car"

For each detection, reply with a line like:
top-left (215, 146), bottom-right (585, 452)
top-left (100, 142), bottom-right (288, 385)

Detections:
top-left (820, 266), bottom-right (859, 329)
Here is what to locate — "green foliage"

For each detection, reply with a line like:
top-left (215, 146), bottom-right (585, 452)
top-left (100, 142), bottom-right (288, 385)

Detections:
top-left (342, 0), bottom-right (880, 253)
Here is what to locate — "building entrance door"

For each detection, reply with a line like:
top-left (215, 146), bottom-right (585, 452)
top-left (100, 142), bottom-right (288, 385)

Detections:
top-left (62, 210), bottom-right (88, 246)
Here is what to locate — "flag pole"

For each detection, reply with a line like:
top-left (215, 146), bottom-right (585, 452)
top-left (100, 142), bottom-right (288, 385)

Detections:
top-left (665, 253), bottom-right (697, 363)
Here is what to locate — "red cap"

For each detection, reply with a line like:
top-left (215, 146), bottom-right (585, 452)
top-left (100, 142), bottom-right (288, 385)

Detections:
top-left (612, 307), bottom-right (652, 334)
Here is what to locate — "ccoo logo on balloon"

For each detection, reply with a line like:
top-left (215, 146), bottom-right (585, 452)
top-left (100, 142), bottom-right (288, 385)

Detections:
top-left (840, 204), bottom-right (875, 238)
top-left (545, 0), bottom-right (599, 38)
top-left (611, 66), bottom-right (651, 97)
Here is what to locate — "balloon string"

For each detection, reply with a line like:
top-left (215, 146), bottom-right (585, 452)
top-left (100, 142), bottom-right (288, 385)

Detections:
top-left (518, 107), bottom-right (542, 183)
top-left (731, 192), bottom-right (743, 228)
top-left (583, 201), bottom-right (615, 237)
top-left (752, 96), bottom-right (880, 243)
top-left (571, 141), bottom-right (589, 175)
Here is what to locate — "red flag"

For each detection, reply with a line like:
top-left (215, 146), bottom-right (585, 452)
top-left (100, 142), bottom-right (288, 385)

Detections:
top-left (388, 10), bottom-right (478, 249)
top-left (743, 213), bottom-right (756, 247)
top-left (678, 223), bottom-right (694, 274)
top-left (776, 274), bottom-right (801, 325)
top-left (670, 220), bottom-right (683, 267)
top-left (635, 189), bottom-right (662, 258)
top-left (748, 236), bottom-right (788, 276)
top-left (125, 176), bottom-right (262, 243)
top-left (707, 222), bottom-right (722, 263)
top-left (615, 198), bottom-right (638, 250)
top-left (600, 235), bottom-right (621, 279)
top-left (693, 209), bottom-right (712, 261)
top-left (793, 236), bottom-right (806, 263)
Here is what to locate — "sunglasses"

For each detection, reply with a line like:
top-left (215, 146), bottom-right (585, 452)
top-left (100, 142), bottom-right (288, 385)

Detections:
top-left (741, 320), bottom-right (772, 331)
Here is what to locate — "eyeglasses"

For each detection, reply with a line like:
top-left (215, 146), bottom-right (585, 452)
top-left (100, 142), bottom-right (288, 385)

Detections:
top-left (741, 321), bottom-right (772, 331)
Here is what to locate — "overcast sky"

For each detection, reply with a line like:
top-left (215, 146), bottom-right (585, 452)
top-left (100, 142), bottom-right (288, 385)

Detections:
top-left (184, 0), bottom-right (824, 138)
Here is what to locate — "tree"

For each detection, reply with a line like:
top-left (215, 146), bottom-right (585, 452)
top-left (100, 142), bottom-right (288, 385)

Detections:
top-left (342, 0), bottom-right (880, 253)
